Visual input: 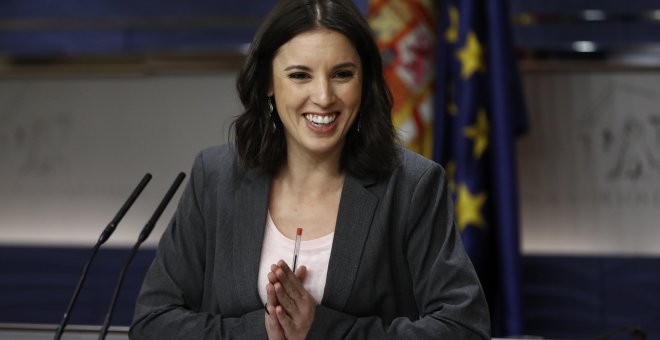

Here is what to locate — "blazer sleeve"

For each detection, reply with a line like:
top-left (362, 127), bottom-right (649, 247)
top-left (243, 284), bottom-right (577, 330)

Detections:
top-left (307, 163), bottom-right (490, 339)
top-left (129, 151), bottom-right (267, 340)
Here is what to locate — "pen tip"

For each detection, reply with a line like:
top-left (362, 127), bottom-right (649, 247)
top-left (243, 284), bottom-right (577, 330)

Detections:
top-left (297, 228), bottom-right (303, 235)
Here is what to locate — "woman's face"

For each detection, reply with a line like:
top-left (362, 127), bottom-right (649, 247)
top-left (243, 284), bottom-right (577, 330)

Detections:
top-left (270, 28), bottom-right (362, 160)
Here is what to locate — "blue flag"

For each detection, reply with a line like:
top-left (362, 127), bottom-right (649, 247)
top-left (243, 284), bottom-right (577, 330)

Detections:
top-left (434, 0), bottom-right (527, 336)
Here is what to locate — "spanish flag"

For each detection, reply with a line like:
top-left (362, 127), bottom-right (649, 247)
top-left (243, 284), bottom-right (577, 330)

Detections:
top-left (368, 0), bottom-right (436, 158)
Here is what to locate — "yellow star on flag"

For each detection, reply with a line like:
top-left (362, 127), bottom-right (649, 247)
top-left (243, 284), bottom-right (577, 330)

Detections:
top-left (456, 31), bottom-right (485, 80)
top-left (455, 183), bottom-right (487, 232)
top-left (445, 6), bottom-right (459, 43)
top-left (463, 109), bottom-right (489, 159)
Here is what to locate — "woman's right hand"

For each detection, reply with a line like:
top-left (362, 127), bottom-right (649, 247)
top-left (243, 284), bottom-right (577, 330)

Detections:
top-left (265, 280), bottom-right (286, 340)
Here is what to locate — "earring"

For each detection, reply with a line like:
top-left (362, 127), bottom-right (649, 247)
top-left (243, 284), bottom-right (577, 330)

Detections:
top-left (266, 96), bottom-right (276, 132)
top-left (357, 120), bottom-right (361, 133)
top-left (267, 96), bottom-right (274, 115)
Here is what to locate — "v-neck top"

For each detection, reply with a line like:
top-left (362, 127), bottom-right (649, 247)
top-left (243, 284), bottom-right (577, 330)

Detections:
top-left (257, 211), bottom-right (335, 305)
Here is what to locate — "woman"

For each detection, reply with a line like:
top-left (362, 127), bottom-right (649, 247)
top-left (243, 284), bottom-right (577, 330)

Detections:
top-left (130, 0), bottom-right (490, 339)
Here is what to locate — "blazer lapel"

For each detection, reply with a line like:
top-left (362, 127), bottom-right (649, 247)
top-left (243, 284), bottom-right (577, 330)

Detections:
top-left (322, 174), bottom-right (378, 310)
top-left (232, 168), bottom-right (270, 311)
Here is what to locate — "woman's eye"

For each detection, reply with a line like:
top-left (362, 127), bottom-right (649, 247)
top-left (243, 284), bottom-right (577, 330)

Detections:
top-left (334, 70), bottom-right (354, 79)
top-left (288, 72), bottom-right (310, 80)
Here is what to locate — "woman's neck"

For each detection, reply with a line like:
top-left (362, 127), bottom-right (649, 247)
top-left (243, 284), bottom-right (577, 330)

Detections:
top-left (270, 148), bottom-right (345, 240)
top-left (276, 147), bottom-right (345, 197)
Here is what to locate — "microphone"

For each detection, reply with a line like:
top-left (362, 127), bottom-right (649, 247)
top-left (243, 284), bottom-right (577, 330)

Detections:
top-left (98, 172), bottom-right (186, 340)
top-left (53, 173), bottom-right (152, 340)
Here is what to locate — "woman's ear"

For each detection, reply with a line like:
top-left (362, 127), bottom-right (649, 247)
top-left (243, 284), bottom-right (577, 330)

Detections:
top-left (268, 78), bottom-right (274, 97)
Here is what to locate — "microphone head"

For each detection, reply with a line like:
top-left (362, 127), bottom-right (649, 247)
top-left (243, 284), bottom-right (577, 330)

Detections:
top-left (138, 172), bottom-right (186, 244)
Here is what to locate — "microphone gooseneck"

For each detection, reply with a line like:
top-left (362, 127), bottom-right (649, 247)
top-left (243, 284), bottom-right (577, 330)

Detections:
top-left (53, 173), bottom-right (152, 340)
top-left (98, 172), bottom-right (186, 340)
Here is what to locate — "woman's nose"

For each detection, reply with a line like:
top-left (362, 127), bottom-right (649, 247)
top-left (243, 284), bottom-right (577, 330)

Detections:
top-left (311, 79), bottom-right (335, 108)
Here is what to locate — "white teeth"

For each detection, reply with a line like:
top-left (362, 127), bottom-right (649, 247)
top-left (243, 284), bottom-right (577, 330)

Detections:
top-left (304, 113), bottom-right (337, 125)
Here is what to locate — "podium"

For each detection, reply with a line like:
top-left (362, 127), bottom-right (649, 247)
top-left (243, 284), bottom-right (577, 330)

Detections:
top-left (0, 323), bottom-right (128, 340)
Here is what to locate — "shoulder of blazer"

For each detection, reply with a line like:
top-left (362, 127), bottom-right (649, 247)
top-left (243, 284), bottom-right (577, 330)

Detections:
top-left (393, 145), bottom-right (447, 182)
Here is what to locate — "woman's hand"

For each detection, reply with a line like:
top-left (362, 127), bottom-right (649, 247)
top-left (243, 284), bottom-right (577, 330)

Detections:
top-left (265, 260), bottom-right (316, 340)
top-left (265, 280), bottom-right (286, 340)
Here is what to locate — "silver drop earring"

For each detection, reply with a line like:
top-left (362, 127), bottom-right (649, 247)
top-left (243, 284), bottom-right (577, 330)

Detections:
top-left (267, 96), bottom-right (273, 115)
top-left (266, 96), bottom-right (276, 132)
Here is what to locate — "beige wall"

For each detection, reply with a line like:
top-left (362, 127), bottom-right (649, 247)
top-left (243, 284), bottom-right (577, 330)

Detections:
top-left (2, 67), bottom-right (659, 255)
top-left (0, 74), bottom-right (240, 247)
top-left (518, 69), bottom-right (660, 255)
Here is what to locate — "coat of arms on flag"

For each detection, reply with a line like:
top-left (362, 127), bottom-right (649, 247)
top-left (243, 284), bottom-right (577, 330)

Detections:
top-left (368, 0), bottom-right (436, 158)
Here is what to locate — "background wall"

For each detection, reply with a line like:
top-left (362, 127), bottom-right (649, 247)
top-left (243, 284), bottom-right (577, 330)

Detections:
top-left (519, 69), bottom-right (660, 256)
top-left (3, 69), bottom-right (659, 254)
top-left (0, 74), bottom-right (240, 248)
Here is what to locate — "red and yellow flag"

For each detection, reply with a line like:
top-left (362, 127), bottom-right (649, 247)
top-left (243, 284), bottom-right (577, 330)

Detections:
top-left (368, 0), bottom-right (436, 158)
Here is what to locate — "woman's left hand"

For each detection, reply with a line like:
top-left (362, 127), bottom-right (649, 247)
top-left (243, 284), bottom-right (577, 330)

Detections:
top-left (267, 260), bottom-right (316, 340)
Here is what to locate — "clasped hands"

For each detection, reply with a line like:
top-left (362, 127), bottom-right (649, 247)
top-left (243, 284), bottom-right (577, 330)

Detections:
top-left (265, 260), bottom-right (316, 340)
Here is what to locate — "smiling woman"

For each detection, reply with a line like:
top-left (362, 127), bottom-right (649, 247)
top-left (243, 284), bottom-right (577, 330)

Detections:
top-left (129, 1), bottom-right (490, 339)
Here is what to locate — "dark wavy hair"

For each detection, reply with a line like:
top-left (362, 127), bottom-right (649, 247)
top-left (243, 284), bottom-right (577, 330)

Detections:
top-left (233, 0), bottom-right (398, 179)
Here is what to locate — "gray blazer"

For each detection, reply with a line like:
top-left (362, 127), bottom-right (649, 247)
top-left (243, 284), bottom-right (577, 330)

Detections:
top-left (130, 144), bottom-right (490, 339)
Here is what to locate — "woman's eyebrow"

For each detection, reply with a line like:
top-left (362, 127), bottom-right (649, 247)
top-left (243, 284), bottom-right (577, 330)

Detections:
top-left (283, 62), bottom-right (359, 72)
top-left (284, 65), bottom-right (311, 71)
top-left (332, 62), bottom-right (359, 70)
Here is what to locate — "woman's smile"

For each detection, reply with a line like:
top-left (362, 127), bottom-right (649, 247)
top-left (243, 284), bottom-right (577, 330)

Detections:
top-left (303, 113), bottom-right (338, 126)
top-left (303, 112), bottom-right (339, 133)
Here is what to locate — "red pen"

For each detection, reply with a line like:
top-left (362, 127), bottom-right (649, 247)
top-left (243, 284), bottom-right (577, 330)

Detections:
top-left (292, 228), bottom-right (302, 272)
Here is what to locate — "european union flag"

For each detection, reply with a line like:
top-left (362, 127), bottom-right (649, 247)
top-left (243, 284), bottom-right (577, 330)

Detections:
top-left (434, 0), bottom-right (528, 336)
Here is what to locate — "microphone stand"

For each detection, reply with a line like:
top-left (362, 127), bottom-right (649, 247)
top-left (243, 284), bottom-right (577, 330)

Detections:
top-left (53, 173), bottom-right (152, 340)
top-left (98, 172), bottom-right (186, 340)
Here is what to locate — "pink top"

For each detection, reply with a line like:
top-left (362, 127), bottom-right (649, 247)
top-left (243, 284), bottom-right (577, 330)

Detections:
top-left (258, 212), bottom-right (334, 305)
